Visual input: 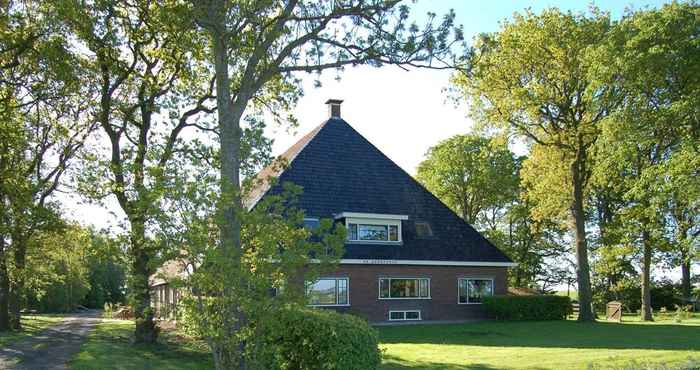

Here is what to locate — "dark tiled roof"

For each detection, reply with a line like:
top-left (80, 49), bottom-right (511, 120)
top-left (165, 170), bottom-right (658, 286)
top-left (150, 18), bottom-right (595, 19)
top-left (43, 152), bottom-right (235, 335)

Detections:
top-left (248, 117), bottom-right (512, 264)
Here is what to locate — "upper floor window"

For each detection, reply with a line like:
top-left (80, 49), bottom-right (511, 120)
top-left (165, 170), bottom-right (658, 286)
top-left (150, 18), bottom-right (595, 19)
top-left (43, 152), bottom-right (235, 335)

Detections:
top-left (303, 218), bottom-right (320, 230)
top-left (336, 212), bottom-right (407, 244)
top-left (415, 221), bottom-right (433, 238)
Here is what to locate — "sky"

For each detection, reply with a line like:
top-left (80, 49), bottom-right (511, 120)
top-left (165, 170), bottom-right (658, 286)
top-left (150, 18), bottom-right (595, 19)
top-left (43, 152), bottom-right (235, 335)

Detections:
top-left (66, 0), bottom-right (669, 230)
top-left (270, 0), bottom-right (668, 175)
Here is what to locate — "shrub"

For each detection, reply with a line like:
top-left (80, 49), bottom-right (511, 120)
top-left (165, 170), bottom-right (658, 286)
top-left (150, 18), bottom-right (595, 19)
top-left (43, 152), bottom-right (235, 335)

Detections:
top-left (484, 295), bottom-right (572, 320)
top-left (256, 305), bottom-right (381, 370)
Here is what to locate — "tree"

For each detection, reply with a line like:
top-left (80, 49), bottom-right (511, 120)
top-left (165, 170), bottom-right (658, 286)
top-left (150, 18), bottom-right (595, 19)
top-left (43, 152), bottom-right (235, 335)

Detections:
top-left (57, 0), bottom-right (216, 343)
top-left (592, 2), bottom-right (700, 320)
top-left (456, 8), bottom-right (618, 321)
top-left (0, 0), bottom-right (92, 330)
top-left (24, 225), bottom-right (91, 313)
top-left (416, 134), bottom-right (518, 226)
top-left (188, 1), bottom-right (463, 367)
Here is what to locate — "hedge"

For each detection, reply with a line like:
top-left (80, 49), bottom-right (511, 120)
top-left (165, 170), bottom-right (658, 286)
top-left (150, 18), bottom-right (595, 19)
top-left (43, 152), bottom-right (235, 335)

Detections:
top-left (483, 295), bottom-right (572, 320)
top-left (258, 306), bottom-right (381, 370)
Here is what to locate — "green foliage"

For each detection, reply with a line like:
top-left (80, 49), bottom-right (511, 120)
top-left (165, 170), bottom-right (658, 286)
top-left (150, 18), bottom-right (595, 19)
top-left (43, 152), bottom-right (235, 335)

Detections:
top-left (255, 305), bottom-right (381, 370)
top-left (416, 134), bottom-right (519, 225)
top-left (483, 295), bottom-right (572, 320)
top-left (82, 231), bottom-right (126, 308)
top-left (24, 226), bottom-right (91, 313)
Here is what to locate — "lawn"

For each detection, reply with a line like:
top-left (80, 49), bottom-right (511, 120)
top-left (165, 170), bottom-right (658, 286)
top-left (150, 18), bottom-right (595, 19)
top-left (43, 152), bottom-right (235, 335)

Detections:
top-left (69, 315), bottom-right (700, 370)
top-left (0, 314), bottom-right (65, 347)
top-left (378, 314), bottom-right (700, 370)
top-left (70, 319), bottom-right (213, 370)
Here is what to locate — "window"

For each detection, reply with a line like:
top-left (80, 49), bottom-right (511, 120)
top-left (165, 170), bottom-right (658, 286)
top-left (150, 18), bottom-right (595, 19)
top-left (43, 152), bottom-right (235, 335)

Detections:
top-left (306, 278), bottom-right (349, 306)
top-left (303, 218), bottom-right (320, 230)
top-left (347, 222), bottom-right (400, 242)
top-left (458, 278), bottom-right (494, 304)
top-left (389, 310), bottom-right (421, 321)
top-left (379, 278), bottom-right (430, 299)
top-left (415, 221), bottom-right (433, 238)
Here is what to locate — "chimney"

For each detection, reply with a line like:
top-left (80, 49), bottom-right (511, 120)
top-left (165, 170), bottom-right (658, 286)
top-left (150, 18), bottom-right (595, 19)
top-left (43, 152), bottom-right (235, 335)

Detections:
top-left (325, 99), bottom-right (343, 118)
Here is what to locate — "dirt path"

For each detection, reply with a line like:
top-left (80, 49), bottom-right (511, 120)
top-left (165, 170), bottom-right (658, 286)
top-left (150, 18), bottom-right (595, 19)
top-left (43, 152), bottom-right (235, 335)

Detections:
top-left (0, 310), bottom-right (101, 370)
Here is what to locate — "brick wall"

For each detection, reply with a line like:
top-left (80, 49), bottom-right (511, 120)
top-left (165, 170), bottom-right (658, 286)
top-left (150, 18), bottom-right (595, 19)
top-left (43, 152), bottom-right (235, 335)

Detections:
top-left (316, 264), bottom-right (508, 322)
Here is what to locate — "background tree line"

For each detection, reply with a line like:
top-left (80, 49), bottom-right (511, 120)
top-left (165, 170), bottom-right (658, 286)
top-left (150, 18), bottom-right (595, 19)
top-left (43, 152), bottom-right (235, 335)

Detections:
top-left (418, 1), bottom-right (699, 322)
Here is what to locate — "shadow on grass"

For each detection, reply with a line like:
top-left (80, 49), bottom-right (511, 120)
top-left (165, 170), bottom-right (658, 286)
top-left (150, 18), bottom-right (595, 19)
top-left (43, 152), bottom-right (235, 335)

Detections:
top-left (381, 354), bottom-right (548, 370)
top-left (378, 320), bottom-right (700, 351)
top-left (71, 321), bottom-right (213, 370)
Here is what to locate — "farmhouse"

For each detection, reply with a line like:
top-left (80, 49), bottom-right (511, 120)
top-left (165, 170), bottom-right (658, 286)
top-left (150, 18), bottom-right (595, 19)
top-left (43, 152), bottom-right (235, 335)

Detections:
top-left (151, 100), bottom-right (516, 322)
top-left (244, 100), bottom-right (516, 322)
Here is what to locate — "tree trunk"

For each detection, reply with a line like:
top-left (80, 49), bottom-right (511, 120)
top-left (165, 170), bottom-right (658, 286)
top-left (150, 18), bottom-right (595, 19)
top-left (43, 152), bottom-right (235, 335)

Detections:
top-left (678, 223), bottom-right (691, 300)
top-left (640, 230), bottom-right (653, 321)
top-left (0, 236), bottom-right (10, 331)
top-left (681, 258), bottom-right (691, 301)
top-left (8, 233), bottom-right (27, 330)
top-left (130, 217), bottom-right (157, 343)
top-left (211, 21), bottom-right (245, 370)
top-left (571, 150), bottom-right (594, 322)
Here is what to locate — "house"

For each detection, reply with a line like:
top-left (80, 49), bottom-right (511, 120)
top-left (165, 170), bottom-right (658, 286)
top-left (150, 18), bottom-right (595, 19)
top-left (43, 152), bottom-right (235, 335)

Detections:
top-left (244, 99), bottom-right (516, 322)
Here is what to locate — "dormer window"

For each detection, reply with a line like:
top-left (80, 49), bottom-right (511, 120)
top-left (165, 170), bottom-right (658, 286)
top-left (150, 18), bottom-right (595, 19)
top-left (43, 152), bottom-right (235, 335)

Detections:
top-left (335, 212), bottom-right (408, 244)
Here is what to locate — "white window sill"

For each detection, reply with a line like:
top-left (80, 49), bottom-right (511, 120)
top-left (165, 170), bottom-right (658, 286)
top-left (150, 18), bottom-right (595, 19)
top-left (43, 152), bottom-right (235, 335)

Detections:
top-left (307, 304), bottom-right (351, 307)
top-left (379, 297), bottom-right (431, 300)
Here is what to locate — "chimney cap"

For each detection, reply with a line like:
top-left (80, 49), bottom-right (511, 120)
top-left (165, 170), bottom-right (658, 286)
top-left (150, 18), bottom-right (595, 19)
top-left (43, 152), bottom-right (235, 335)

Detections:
top-left (325, 99), bottom-right (344, 105)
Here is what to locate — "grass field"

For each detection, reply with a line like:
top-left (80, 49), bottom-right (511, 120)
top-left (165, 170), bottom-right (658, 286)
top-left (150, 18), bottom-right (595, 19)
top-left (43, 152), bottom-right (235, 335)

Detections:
top-left (378, 314), bottom-right (700, 370)
top-left (0, 314), bottom-right (64, 347)
top-left (69, 314), bottom-right (700, 370)
top-left (70, 319), bottom-right (213, 370)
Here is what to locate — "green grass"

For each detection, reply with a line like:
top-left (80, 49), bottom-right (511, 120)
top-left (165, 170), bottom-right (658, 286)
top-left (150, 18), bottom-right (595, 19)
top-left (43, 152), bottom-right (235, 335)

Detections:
top-left (378, 314), bottom-right (700, 370)
top-left (70, 319), bottom-right (213, 370)
top-left (0, 314), bottom-right (65, 347)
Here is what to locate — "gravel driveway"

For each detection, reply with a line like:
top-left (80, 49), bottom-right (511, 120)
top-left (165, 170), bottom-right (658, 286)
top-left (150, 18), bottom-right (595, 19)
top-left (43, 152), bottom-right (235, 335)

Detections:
top-left (0, 310), bottom-right (101, 370)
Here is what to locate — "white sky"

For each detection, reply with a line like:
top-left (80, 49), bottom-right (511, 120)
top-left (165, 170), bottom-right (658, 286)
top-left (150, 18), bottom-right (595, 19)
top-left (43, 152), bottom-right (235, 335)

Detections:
top-left (269, 66), bottom-right (471, 175)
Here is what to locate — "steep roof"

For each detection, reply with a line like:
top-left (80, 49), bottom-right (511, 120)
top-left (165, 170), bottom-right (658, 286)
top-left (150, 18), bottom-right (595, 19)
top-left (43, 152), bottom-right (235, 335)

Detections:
top-left (247, 117), bottom-right (513, 264)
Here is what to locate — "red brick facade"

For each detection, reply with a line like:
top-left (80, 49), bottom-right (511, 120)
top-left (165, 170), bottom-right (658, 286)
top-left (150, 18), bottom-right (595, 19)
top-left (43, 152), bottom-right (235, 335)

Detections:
top-left (316, 263), bottom-right (508, 322)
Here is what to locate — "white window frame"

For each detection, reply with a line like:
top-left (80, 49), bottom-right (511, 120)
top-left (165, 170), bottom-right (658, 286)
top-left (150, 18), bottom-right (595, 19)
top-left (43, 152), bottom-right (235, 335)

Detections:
top-left (346, 217), bottom-right (403, 244)
top-left (378, 277), bottom-right (431, 300)
top-left (388, 310), bottom-right (422, 321)
top-left (457, 277), bottom-right (494, 305)
top-left (306, 277), bottom-right (350, 307)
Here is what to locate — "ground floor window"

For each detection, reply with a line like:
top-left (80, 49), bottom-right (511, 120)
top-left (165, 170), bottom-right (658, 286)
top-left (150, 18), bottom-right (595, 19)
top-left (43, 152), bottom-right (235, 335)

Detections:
top-left (306, 278), bottom-right (349, 306)
top-left (379, 278), bottom-right (430, 299)
top-left (458, 278), bottom-right (494, 304)
top-left (389, 310), bottom-right (421, 321)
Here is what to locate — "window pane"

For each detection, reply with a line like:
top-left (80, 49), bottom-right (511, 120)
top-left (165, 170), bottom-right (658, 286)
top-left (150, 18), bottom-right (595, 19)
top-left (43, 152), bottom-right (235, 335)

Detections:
top-left (405, 311), bottom-right (420, 320)
top-left (389, 225), bottom-right (399, 241)
top-left (303, 218), bottom-right (320, 230)
top-left (415, 222), bottom-right (433, 238)
top-left (467, 279), bottom-right (493, 303)
top-left (348, 223), bottom-right (358, 240)
top-left (307, 279), bottom-right (337, 305)
top-left (390, 279), bottom-right (418, 298)
top-left (458, 279), bottom-right (468, 303)
top-left (419, 279), bottom-right (429, 297)
top-left (337, 279), bottom-right (348, 304)
top-left (359, 224), bottom-right (388, 241)
top-left (379, 279), bottom-right (390, 298)
top-left (389, 311), bottom-right (405, 320)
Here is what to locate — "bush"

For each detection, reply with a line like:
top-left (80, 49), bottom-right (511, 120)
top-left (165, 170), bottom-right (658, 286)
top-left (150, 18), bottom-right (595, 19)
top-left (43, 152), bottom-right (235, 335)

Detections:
top-left (484, 295), bottom-right (572, 320)
top-left (257, 305), bottom-right (381, 370)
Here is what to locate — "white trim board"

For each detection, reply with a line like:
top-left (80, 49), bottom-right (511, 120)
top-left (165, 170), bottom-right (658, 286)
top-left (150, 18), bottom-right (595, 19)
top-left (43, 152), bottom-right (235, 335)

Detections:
top-left (334, 212), bottom-right (409, 220)
top-left (338, 259), bottom-right (517, 267)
